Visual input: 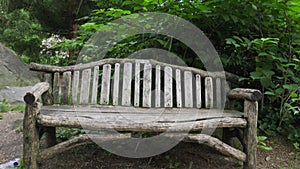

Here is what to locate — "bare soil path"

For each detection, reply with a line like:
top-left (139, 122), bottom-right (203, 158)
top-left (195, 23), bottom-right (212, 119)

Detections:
top-left (0, 111), bottom-right (299, 169)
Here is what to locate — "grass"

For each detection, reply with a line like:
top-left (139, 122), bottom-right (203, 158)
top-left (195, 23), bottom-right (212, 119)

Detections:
top-left (0, 100), bottom-right (25, 120)
top-left (0, 99), bottom-right (25, 112)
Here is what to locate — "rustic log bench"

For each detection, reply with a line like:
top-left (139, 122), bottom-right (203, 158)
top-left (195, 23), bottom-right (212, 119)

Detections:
top-left (23, 58), bottom-right (262, 169)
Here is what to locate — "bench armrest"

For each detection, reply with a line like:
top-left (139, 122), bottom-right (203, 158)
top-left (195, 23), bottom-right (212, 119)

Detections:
top-left (24, 82), bottom-right (50, 104)
top-left (228, 88), bottom-right (262, 101)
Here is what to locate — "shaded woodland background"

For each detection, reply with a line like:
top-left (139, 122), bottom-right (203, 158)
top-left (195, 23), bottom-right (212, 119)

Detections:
top-left (0, 0), bottom-right (299, 150)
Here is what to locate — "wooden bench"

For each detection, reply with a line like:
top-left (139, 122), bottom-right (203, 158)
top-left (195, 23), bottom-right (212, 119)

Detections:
top-left (23, 58), bottom-right (262, 169)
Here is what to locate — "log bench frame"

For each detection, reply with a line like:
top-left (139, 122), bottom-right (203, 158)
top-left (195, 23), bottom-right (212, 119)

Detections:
top-left (23, 58), bottom-right (262, 169)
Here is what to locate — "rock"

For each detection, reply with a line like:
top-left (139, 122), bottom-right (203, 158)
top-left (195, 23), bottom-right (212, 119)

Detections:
top-left (0, 86), bottom-right (33, 103)
top-left (0, 43), bottom-right (39, 90)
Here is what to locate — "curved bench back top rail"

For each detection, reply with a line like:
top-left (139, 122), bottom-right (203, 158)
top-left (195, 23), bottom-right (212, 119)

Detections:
top-left (29, 58), bottom-right (240, 83)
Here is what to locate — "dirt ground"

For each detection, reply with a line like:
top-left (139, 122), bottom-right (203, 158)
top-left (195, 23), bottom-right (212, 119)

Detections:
top-left (0, 111), bottom-right (300, 169)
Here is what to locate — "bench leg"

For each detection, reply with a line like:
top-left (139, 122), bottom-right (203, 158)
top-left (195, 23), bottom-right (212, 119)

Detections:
top-left (43, 127), bottom-right (56, 148)
top-left (222, 128), bottom-right (232, 145)
top-left (23, 103), bottom-right (40, 169)
top-left (243, 100), bottom-right (258, 169)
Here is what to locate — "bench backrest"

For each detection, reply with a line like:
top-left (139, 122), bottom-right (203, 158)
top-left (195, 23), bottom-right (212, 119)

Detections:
top-left (30, 59), bottom-right (234, 109)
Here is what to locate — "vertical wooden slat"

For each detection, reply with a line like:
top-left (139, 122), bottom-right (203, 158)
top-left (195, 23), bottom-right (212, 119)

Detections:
top-left (164, 66), bottom-right (172, 107)
top-left (91, 66), bottom-right (99, 104)
top-left (134, 62), bottom-right (140, 107)
top-left (53, 72), bottom-right (60, 104)
top-left (113, 63), bottom-right (120, 105)
top-left (195, 74), bottom-right (202, 108)
top-left (184, 71), bottom-right (193, 108)
top-left (100, 64), bottom-right (111, 105)
top-left (155, 65), bottom-right (161, 107)
top-left (41, 73), bottom-right (53, 105)
top-left (61, 71), bottom-right (72, 104)
top-left (122, 63), bottom-right (132, 106)
top-left (205, 77), bottom-right (213, 108)
top-left (72, 71), bottom-right (80, 104)
top-left (175, 69), bottom-right (182, 108)
top-left (143, 63), bottom-right (152, 107)
top-left (216, 78), bottom-right (222, 109)
top-left (80, 69), bottom-right (91, 104)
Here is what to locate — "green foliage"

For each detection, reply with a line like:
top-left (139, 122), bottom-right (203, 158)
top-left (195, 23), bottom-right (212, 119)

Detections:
top-left (56, 127), bottom-right (85, 140)
top-left (257, 136), bottom-right (273, 151)
top-left (0, 100), bottom-right (25, 113)
top-left (0, 9), bottom-right (46, 62)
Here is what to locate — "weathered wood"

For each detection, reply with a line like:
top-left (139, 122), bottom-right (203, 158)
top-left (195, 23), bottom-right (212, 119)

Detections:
top-left (216, 78), bottom-right (222, 109)
top-left (113, 63), bottom-right (120, 105)
top-left (23, 103), bottom-right (40, 169)
top-left (24, 82), bottom-right (50, 105)
top-left (80, 69), bottom-right (91, 104)
top-left (143, 63), bottom-right (152, 107)
top-left (37, 106), bottom-right (246, 132)
top-left (100, 64), bottom-right (111, 105)
top-left (184, 134), bottom-right (246, 162)
top-left (40, 74), bottom-right (56, 148)
top-left (72, 71), bottom-right (80, 104)
top-left (134, 62), bottom-right (140, 107)
top-left (205, 77), bottom-right (213, 108)
top-left (29, 58), bottom-right (239, 84)
top-left (38, 134), bottom-right (131, 162)
top-left (184, 71), bottom-right (193, 108)
top-left (91, 66), bottom-right (99, 104)
top-left (155, 65), bottom-right (161, 107)
top-left (243, 100), bottom-right (258, 169)
top-left (42, 127), bottom-right (56, 148)
top-left (175, 69), bottom-right (182, 108)
top-left (122, 63), bottom-right (132, 106)
top-left (41, 73), bottom-right (53, 105)
top-left (53, 72), bottom-right (60, 104)
top-left (228, 88), bottom-right (262, 101)
top-left (195, 74), bottom-right (202, 108)
top-left (164, 66), bottom-right (173, 107)
top-left (61, 71), bottom-right (72, 104)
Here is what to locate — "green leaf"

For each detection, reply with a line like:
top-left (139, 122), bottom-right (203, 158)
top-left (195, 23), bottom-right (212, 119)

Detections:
top-left (250, 72), bottom-right (263, 80)
top-left (264, 91), bottom-right (275, 95)
top-left (283, 84), bottom-right (299, 91)
top-left (257, 145), bottom-right (273, 150)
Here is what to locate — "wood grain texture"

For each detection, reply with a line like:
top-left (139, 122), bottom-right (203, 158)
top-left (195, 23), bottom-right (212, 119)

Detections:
top-left (122, 63), bottom-right (132, 106)
top-left (228, 88), bottom-right (262, 101)
top-left (80, 69), bottom-right (91, 104)
top-left (205, 77), bottom-right (213, 108)
top-left (164, 66), bottom-right (173, 107)
top-left (91, 66), bottom-right (99, 104)
top-left (184, 71), bottom-right (193, 108)
top-left (155, 65), bottom-right (161, 107)
top-left (195, 74), bottom-right (202, 108)
top-left (113, 63), bottom-right (120, 105)
top-left (134, 62), bottom-right (140, 107)
top-left (61, 71), bottom-right (71, 104)
top-left (143, 63), bottom-right (152, 107)
top-left (53, 72), bottom-right (60, 104)
top-left (175, 69), bottom-right (182, 108)
top-left (24, 82), bottom-right (49, 105)
top-left (23, 103), bottom-right (40, 169)
top-left (29, 58), bottom-right (238, 84)
top-left (100, 64), bottom-right (111, 105)
top-left (72, 71), bottom-right (80, 104)
top-left (185, 134), bottom-right (246, 162)
top-left (243, 100), bottom-right (258, 169)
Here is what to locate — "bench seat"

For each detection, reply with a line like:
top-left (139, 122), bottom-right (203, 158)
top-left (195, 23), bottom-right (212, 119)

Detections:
top-left (38, 105), bottom-right (246, 132)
